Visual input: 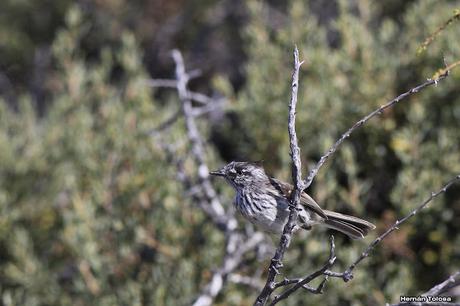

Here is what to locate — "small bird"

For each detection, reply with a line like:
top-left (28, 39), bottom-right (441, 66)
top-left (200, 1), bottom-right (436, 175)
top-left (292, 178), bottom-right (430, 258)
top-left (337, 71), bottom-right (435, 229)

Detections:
top-left (210, 161), bottom-right (375, 239)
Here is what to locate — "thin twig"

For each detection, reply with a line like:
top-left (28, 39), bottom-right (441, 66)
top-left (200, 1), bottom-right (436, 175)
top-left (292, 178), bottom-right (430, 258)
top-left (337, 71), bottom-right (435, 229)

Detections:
top-left (254, 46), bottom-right (304, 306)
top-left (268, 176), bottom-right (460, 305)
top-left (303, 69), bottom-right (450, 191)
top-left (273, 277), bottom-right (327, 294)
top-left (193, 232), bottom-right (265, 306)
top-left (228, 274), bottom-right (264, 290)
top-left (189, 91), bottom-right (221, 105)
top-left (340, 175), bottom-right (460, 281)
top-left (164, 50), bottom-right (266, 306)
top-left (150, 95), bottom-right (223, 136)
top-left (144, 78), bottom-right (178, 88)
top-left (145, 78), bottom-right (214, 104)
top-left (386, 271), bottom-right (460, 306)
top-left (269, 236), bottom-right (336, 305)
top-left (149, 109), bottom-right (182, 135)
top-left (423, 271), bottom-right (460, 297)
top-left (417, 9), bottom-right (460, 54)
top-left (160, 48), bottom-right (457, 305)
top-left (172, 49), bottom-right (227, 219)
top-left (254, 47), bottom-right (454, 305)
top-left (191, 98), bottom-right (225, 117)
top-left (321, 175), bottom-right (460, 283)
top-left (432, 59), bottom-right (460, 80)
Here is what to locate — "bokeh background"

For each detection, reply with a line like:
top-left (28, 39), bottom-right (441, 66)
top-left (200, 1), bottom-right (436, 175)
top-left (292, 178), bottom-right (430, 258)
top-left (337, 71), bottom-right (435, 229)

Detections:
top-left (1, 0), bottom-right (459, 305)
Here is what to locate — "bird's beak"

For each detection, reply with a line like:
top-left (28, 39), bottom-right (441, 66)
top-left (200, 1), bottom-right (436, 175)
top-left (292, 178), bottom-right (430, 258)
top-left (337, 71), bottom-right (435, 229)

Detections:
top-left (209, 168), bottom-right (225, 177)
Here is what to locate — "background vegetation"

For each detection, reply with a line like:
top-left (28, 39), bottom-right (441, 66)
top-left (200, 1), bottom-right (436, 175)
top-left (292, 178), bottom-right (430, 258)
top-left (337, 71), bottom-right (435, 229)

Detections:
top-left (0, 0), bottom-right (459, 305)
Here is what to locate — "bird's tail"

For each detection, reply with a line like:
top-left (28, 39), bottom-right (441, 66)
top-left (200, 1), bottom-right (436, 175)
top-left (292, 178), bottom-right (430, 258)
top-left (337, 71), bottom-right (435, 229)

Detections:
top-left (322, 210), bottom-right (375, 239)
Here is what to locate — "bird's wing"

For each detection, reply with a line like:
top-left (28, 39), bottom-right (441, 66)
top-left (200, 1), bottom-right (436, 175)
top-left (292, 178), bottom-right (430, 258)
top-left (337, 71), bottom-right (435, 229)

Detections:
top-left (269, 178), bottom-right (327, 219)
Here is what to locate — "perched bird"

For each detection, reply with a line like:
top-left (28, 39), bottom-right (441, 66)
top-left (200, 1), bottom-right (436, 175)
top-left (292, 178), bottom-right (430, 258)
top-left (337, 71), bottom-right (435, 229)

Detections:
top-left (210, 161), bottom-right (375, 239)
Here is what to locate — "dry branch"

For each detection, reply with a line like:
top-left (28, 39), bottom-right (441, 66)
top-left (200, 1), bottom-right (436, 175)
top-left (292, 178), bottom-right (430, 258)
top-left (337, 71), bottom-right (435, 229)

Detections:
top-left (340, 175), bottom-right (460, 281)
top-left (151, 49), bottom-right (268, 306)
top-left (322, 175), bottom-right (460, 283)
top-left (303, 69), bottom-right (449, 191)
top-left (254, 46), bottom-right (455, 305)
top-left (387, 271), bottom-right (460, 306)
top-left (254, 46), bottom-right (304, 306)
top-left (268, 236), bottom-right (336, 305)
top-left (152, 47), bottom-right (458, 306)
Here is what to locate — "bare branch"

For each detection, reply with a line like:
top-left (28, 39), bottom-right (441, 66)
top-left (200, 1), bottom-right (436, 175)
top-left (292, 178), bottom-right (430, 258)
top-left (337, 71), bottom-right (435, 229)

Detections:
top-left (386, 271), bottom-right (460, 306)
top-left (155, 50), bottom-right (266, 306)
top-left (253, 47), bottom-right (455, 305)
top-left (149, 95), bottom-right (224, 136)
top-left (267, 176), bottom-right (460, 305)
top-left (269, 236), bottom-right (336, 305)
top-left (191, 98), bottom-right (225, 117)
top-left (338, 175), bottom-right (460, 282)
top-left (273, 277), bottom-right (328, 295)
top-left (432, 59), bottom-right (460, 80)
top-left (303, 69), bottom-right (450, 191)
top-left (149, 109), bottom-right (182, 135)
top-left (172, 49), bottom-right (227, 220)
top-left (189, 91), bottom-right (222, 105)
top-left (193, 232), bottom-right (265, 306)
top-left (417, 9), bottom-right (460, 54)
top-left (254, 46), bottom-right (304, 306)
top-left (145, 78), bottom-right (215, 104)
top-left (146, 75), bottom-right (226, 136)
top-left (423, 271), bottom-right (460, 297)
top-left (228, 274), bottom-right (264, 290)
top-left (144, 78), bottom-right (178, 88)
top-left (156, 48), bottom-right (458, 306)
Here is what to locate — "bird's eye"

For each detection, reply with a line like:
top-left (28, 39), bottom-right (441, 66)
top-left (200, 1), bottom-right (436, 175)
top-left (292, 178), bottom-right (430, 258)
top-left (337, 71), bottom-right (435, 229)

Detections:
top-left (235, 168), bottom-right (246, 175)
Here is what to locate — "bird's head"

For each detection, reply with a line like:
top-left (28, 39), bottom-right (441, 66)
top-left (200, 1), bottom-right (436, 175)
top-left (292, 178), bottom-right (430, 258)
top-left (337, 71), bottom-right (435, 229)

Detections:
top-left (210, 161), bottom-right (267, 190)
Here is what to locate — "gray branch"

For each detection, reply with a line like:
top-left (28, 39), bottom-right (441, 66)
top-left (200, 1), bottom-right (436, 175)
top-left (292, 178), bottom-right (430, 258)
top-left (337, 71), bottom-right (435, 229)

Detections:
top-left (254, 46), bottom-right (304, 306)
top-left (145, 78), bottom-right (219, 104)
top-left (253, 47), bottom-right (455, 305)
top-left (303, 69), bottom-right (449, 191)
top-left (155, 48), bottom-right (457, 306)
top-left (193, 232), bottom-right (265, 306)
top-left (423, 271), bottom-right (460, 296)
top-left (386, 271), bottom-right (460, 306)
top-left (152, 49), bottom-right (267, 306)
top-left (331, 175), bottom-right (460, 282)
top-left (172, 49), bottom-right (227, 223)
top-left (228, 273), bottom-right (264, 290)
top-left (269, 236), bottom-right (336, 305)
top-left (146, 75), bottom-right (225, 135)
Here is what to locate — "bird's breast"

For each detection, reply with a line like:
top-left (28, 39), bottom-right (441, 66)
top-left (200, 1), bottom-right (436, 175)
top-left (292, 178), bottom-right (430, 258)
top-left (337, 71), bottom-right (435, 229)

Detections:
top-left (234, 191), bottom-right (291, 234)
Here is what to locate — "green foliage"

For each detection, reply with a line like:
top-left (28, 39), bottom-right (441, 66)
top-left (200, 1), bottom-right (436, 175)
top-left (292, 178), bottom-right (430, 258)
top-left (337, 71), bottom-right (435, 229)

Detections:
top-left (228, 0), bottom-right (460, 304)
top-left (1, 1), bottom-right (460, 306)
top-left (0, 5), bottom-right (221, 306)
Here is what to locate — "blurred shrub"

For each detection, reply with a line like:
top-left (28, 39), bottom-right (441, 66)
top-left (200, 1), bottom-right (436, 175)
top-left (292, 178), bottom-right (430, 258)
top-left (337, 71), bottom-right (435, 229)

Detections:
top-left (0, 1), bottom-right (459, 306)
top-left (0, 5), bottom-right (225, 306)
top-left (225, 0), bottom-right (460, 304)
